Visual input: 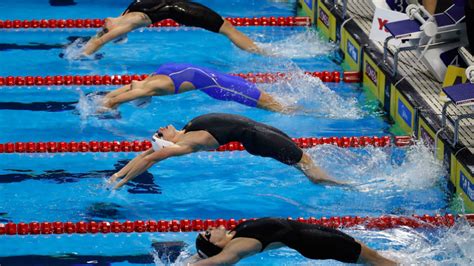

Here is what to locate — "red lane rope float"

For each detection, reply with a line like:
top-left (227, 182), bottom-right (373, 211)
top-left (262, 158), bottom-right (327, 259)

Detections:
top-left (343, 71), bottom-right (362, 83)
top-left (1, 214), bottom-right (472, 236)
top-left (0, 136), bottom-right (413, 154)
top-left (0, 71), bottom-right (362, 87)
top-left (0, 16), bottom-right (311, 30)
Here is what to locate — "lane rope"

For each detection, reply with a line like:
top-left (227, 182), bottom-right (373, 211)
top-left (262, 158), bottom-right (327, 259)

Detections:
top-left (0, 16), bottom-right (311, 30)
top-left (0, 136), bottom-right (413, 154)
top-left (1, 214), bottom-right (472, 236)
top-left (0, 71), bottom-right (362, 87)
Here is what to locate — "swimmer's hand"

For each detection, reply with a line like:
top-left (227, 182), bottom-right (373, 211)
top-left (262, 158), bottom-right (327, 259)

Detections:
top-left (96, 97), bottom-right (117, 114)
top-left (96, 106), bottom-right (113, 114)
top-left (107, 173), bottom-right (121, 185)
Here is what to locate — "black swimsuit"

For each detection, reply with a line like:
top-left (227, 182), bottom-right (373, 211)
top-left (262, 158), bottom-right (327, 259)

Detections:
top-left (232, 218), bottom-right (362, 263)
top-left (124, 0), bottom-right (225, 32)
top-left (182, 113), bottom-right (303, 165)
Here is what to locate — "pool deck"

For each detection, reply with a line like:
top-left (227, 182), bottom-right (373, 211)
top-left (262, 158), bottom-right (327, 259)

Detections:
top-left (298, 0), bottom-right (474, 212)
top-left (346, 0), bottom-right (474, 154)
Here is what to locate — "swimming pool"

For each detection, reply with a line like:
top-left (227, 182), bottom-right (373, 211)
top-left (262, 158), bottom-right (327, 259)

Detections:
top-left (0, 0), bottom-right (473, 265)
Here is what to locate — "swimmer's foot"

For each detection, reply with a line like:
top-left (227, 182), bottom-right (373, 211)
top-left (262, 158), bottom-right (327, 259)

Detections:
top-left (280, 105), bottom-right (304, 114)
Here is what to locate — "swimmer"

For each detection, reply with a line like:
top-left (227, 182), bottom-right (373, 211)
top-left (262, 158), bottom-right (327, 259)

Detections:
top-left (108, 113), bottom-right (345, 189)
top-left (190, 218), bottom-right (397, 265)
top-left (100, 63), bottom-right (293, 113)
top-left (82, 0), bottom-right (262, 56)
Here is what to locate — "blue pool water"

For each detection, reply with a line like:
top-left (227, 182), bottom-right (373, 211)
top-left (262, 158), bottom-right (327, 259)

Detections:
top-left (1, 0), bottom-right (473, 265)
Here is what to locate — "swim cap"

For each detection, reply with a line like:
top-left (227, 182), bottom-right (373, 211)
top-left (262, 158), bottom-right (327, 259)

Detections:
top-left (151, 133), bottom-right (174, 151)
top-left (195, 233), bottom-right (223, 258)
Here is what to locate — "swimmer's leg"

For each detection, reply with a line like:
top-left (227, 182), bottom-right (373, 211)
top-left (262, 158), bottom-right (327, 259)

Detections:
top-left (357, 242), bottom-right (397, 266)
top-left (257, 91), bottom-right (296, 114)
top-left (83, 12), bottom-right (151, 56)
top-left (295, 152), bottom-right (347, 185)
top-left (218, 20), bottom-right (262, 54)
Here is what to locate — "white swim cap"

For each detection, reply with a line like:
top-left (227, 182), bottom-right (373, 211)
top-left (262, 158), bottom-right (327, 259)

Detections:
top-left (151, 133), bottom-right (174, 151)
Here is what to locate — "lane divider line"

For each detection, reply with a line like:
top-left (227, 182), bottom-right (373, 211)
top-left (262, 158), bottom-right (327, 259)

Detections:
top-left (0, 71), bottom-right (362, 87)
top-left (1, 214), bottom-right (472, 236)
top-left (0, 16), bottom-right (311, 30)
top-left (0, 136), bottom-right (413, 154)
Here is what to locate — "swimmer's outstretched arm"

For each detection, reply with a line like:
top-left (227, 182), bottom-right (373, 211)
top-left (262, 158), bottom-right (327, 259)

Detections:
top-left (191, 244), bottom-right (249, 266)
top-left (83, 25), bottom-right (133, 55)
top-left (82, 13), bottom-right (150, 56)
top-left (108, 148), bottom-right (154, 183)
top-left (111, 145), bottom-right (194, 189)
top-left (191, 252), bottom-right (240, 266)
top-left (102, 82), bottom-right (153, 109)
top-left (105, 83), bottom-right (132, 99)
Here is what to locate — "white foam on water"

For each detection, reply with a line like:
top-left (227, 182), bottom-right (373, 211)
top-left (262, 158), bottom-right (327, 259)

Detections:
top-left (357, 218), bottom-right (474, 265)
top-left (75, 90), bottom-right (107, 120)
top-left (62, 38), bottom-right (88, 60)
top-left (257, 29), bottom-right (336, 58)
top-left (308, 140), bottom-right (446, 191)
top-left (261, 69), bottom-right (365, 119)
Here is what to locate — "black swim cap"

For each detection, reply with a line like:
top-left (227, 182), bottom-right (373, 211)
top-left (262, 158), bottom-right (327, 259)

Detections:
top-left (195, 233), bottom-right (223, 258)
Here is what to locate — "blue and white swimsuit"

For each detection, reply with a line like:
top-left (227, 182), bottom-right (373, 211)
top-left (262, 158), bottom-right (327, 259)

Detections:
top-left (154, 63), bottom-right (262, 107)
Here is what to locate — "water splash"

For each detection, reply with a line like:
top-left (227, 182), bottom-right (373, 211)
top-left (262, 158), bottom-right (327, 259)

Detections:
top-left (76, 90), bottom-right (109, 119)
top-left (75, 90), bottom-right (125, 136)
top-left (61, 38), bottom-right (103, 61)
top-left (261, 70), bottom-right (365, 119)
top-left (309, 140), bottom-right (446, 191)
top-left (61, 38), bottom-right (88, 60)
top-left (152, 246), bottom-right (192, 266)
top-left (257, 29), bottom-right (336, 58)
top-left (385, 139), bottom-right (446, 189)
top-left (359, 218), bottom-right (474, 265)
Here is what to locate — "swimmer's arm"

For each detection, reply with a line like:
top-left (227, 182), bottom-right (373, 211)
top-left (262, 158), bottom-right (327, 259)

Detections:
top-left (191, 240), bottom-right (258, 266)
top-left (83, 24), bottom-right (136, 55)
top-left (105, 84), bottom-right (132, 99)
top-left (109, 148), bottom-right (155, 184)
top-left (191, 251), bottom-right (241, 266)
top-left (104, 84), bottom-right (152, 109)
top-left (112, 145), bottom-right (194, 189)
